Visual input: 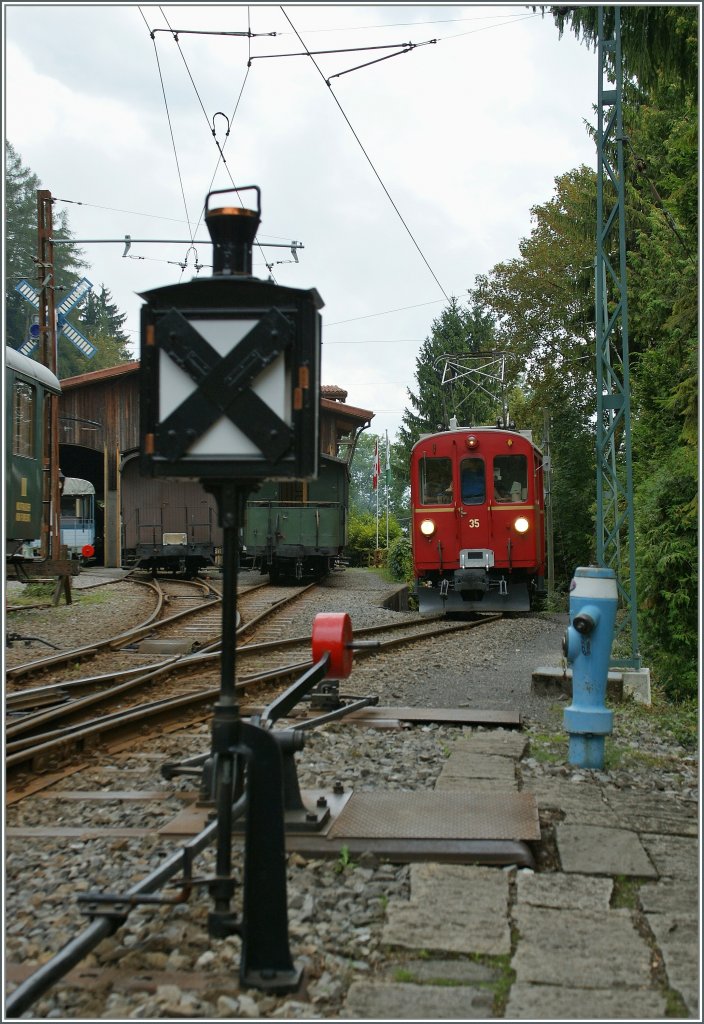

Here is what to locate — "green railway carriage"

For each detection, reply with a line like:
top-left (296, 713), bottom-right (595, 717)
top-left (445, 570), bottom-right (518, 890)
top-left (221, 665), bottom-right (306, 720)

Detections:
top-left (5, 346), bottom-right (62, 553)
top-left (243, 454), bottom-right (349, 581)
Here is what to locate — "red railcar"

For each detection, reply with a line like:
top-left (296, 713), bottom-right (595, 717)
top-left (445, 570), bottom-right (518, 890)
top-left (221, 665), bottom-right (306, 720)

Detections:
top-left (410, 425), bottom-right (546, 614)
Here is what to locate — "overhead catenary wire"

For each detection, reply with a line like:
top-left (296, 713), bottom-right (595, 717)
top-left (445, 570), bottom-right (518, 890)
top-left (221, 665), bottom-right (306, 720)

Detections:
top-left (280, 7), bottom-right (450, 305)
top-left (277, 11), bottom-right (542, 35)
top-left (248, 39), bottom-right (438, 84)
top-left (138, 6), bottom-right (275, 279)
top-left (52, 196), bottom-right (299, 244)
top-left (138, 7), bottom-right (195, 248)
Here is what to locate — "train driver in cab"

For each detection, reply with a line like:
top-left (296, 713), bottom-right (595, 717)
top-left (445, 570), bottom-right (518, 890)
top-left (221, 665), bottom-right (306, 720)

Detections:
top-left (460, 458), bottom-right (485, 504)
top-left (493, 466), bottom-right (511, 502)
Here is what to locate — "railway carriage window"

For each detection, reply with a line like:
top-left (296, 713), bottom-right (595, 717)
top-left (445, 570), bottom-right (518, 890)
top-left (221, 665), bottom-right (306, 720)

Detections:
top-left (419, 457), bottom-right (453, 505)
top-left (493, 455), bottom-right (528, 503)
top-left (12, 381), bottom-right (35, 458)
top-left (459, 458), bottom-right (485, 504)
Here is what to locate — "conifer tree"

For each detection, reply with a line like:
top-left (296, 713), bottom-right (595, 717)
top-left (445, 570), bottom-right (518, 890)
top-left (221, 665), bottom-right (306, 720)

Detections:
top-left (5, 141), bottom-right (132, 376)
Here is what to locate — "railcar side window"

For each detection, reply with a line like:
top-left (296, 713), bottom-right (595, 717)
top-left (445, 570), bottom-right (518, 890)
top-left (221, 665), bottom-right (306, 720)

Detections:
top-left (460, 458), bottom-right (485, 504)
top-left (13, 381), bottom-right (35, 458)
top-left (493, 455), bottom-right (528, 503)
top-left (419, 457), bottom-right (453, 505)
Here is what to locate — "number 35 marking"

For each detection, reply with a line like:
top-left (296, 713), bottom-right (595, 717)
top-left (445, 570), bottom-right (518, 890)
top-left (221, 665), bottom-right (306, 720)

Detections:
top-left (467, 518), bottom-right (480, 528)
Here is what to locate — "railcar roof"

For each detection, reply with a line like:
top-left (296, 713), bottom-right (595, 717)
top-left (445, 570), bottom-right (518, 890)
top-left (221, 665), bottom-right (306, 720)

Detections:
top-left (62, 477), bottom-right (95, 496)
top-left (5, 346), bottom-right (62, 394)
top-left (415, 426), bottom-right (538, 446)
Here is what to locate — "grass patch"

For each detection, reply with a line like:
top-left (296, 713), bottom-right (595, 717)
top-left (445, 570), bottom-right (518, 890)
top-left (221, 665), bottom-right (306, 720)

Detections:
top-left (612, 686), bottom-right (698, 752)
top-left (9, 583), bottom-right (55, 605)
top-left (393, 968), bottom-right (415, 983)
top-left (334, 845), bottom-right (357, 874)
top-left (485, 954), bottom-right (515, 1016)
top-left (392, 968), bottom-right (463, 987)
top-left (610, 876), bottom-right (640, 909)
top-left (528, 733), bottom-right (567, 764)
top-left (664, 988), bottom-right (690, 1017)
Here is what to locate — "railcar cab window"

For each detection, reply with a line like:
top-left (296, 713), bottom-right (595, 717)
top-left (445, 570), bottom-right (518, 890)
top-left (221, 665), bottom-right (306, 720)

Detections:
top-left (419, 457), bottom-right (453, 505)
top-left (493, 455), bottom-right (528, 503)
top-left (460, 458), bottom-right (485, 504)
top-left (13, 380), bottom-right (35, 458)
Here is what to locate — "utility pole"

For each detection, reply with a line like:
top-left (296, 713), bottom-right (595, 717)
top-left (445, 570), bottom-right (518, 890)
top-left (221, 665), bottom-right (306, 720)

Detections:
top-left (37, 189), bottom-right (61, 559)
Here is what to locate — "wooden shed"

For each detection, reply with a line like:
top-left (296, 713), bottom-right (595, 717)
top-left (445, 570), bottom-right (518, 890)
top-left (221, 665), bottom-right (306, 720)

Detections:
top-left (58, 363), bottom-right (373, 567)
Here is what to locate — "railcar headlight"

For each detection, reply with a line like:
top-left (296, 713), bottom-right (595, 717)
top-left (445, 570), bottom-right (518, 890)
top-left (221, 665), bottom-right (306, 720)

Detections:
top-left (419, 519), bottom-right (436, 537)
top-left (514, 516), bottom-right (530, 534)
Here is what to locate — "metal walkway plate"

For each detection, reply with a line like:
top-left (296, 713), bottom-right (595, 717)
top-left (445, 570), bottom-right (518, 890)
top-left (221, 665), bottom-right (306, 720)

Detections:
top-left (327, 791), bottom-right (539, 841)
top-left (344, 706), bottom-right (522, 727)
top-left (159, 788), bottom-right (539, 866)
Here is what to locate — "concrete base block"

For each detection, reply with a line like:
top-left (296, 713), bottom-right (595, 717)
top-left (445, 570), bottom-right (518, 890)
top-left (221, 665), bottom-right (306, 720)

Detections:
top-left (532, 666), bottom-right (623, 701)
top-left (622, 667), bottom-right (651, 705)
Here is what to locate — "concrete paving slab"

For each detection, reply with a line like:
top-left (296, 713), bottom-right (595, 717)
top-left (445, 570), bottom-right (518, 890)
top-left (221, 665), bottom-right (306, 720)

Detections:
top-left (639, 834), bottom-right (699, 882)
top-left (511, 906), bottom-right (652, 987)
top-left (452, 730), bottom-right (528, 759)
top-left (505, 982), bottom-right (667, 1019)
top-left (382, 863), bottom-right (511, 956)
top-left (639, 879), bottom-right (698, 915)
top-left (555, 823), bottom-right (658, 877)
top-left (516, 869), bottom-right (613, 911)
top-left (436, 751), bottom-right (517, 781)
top-left (342, 980), bottom-right (495, 1019)
top-left (522, 779), bottom-right (620, 825)
top-left (603, 791), bottom-right (699, 837)
top-left (645, 912), bottom-right (700, 1018)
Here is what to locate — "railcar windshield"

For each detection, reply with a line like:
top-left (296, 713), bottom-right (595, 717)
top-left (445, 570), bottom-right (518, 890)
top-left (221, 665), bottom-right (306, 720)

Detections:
top-left (418, 456), bottom-right (453, 505)
top-left (493, 454), bottom-right (528, 503)
top-left (460, 458), bottom-right (486, 504)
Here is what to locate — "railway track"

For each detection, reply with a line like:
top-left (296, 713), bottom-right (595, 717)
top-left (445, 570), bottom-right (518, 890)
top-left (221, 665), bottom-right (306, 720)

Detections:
top-left (6, 592), bottom-right (500, 787)
top-left (5, 573), bottom-right (221, 684)
top-left (5, 579), bottom-right (317, 776)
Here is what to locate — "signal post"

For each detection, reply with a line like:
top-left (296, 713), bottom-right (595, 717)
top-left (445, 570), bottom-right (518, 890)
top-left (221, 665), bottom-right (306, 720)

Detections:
top-left (139, 187), bottom-right (322, 991)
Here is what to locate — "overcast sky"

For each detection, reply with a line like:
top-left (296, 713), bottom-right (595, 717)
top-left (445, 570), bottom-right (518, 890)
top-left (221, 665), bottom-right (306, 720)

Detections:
top-left (4, 3), bottom-right (600, 442)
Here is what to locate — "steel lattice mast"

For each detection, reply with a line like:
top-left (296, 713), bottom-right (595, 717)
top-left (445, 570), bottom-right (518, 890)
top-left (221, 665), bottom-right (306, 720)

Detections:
top-left (595, 6), bottom-right (640, 669)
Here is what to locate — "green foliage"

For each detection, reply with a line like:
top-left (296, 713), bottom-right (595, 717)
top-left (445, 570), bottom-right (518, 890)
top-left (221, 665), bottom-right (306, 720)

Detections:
top-left (472, 167), bottom-right (599, 587)
top-left (653, 697), bottom-right (698, 752)
top-left (387, 536), bottom-right (413, 583)
top-left (547, 6), bottom-right (699, 102)
top-left (349, 431), bottom-right (408, 523)
top-left (346, 510), bottom-right (402, 567)
top-left (334, 845), bottom-right (356, 873)
top-left (473, 165), bottom-right (597, 421)
top-left (397, 296), bottom-right (502, 458)
top-left (634, 446), bottom-right (697, 701)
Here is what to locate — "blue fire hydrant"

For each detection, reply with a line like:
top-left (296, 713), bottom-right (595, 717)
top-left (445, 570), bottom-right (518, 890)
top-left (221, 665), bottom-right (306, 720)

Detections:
top-left (562, 566), bottom-right (618, 770)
